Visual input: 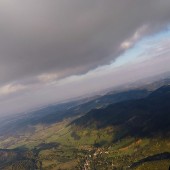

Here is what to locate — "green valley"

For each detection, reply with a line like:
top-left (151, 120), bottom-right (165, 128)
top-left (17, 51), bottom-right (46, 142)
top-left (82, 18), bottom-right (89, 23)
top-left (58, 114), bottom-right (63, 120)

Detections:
top-left (0, 84), bottom-right (170, 169)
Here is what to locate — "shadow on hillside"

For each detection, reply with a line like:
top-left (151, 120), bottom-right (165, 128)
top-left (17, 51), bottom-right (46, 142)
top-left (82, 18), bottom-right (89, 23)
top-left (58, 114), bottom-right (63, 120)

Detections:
top-left (72, 86), bottom-right (170, 140)
top-left (130, 152), bottom-right (170, 168)
top-left (34, 142), bottom-right (60, 154)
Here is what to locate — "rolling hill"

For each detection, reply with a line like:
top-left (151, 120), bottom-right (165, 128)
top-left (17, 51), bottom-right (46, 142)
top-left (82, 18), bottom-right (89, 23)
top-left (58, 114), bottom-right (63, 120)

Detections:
top-left (0, 84), bottom-right (170, 169)
top-left (72, 85), bottom-right (170, 138)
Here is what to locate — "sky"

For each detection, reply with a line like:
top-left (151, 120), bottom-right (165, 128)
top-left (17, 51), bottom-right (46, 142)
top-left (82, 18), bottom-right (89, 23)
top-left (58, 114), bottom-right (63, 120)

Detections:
top-left (0, 0), bottom-right (170, 115)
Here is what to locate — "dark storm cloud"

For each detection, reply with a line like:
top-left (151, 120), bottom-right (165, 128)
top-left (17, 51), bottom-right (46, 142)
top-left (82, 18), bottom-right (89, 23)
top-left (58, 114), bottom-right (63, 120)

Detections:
top-left (0, 0), bottom-right (170, 85)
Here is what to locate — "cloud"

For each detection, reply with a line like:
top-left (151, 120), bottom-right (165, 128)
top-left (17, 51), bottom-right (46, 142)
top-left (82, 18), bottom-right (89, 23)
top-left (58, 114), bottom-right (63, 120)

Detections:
top-left (0, 83), bottom-right (27, 95)
top-left (0, 0), bottom-right (170, 86)
top-left (0, 0), bottom-right (170, 115)
top-left (120, 25), bottom-right (149, 50)
top-left (38, 73), bottom-right (59, 83)
top-left (1, 52), bottom-right (170, 115)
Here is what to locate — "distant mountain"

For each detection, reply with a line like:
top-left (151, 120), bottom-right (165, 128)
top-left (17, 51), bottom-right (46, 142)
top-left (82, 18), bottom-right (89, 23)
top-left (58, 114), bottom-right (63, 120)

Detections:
top-left (1, 76), bottom-right (169, 137)
top-left (105, 73), bottom-right (170, 94)
top-left (72, 85), bottom-right (170, 139)
top-left (0, 89), bottom-right (149, 137)
top-left (0, 85), bottom-right (170, 170)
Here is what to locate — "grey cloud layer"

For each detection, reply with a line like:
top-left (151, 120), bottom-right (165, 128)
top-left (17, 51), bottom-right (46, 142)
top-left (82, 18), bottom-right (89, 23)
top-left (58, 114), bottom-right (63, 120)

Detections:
top-left (0, 0), bottom-right (170, 85)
